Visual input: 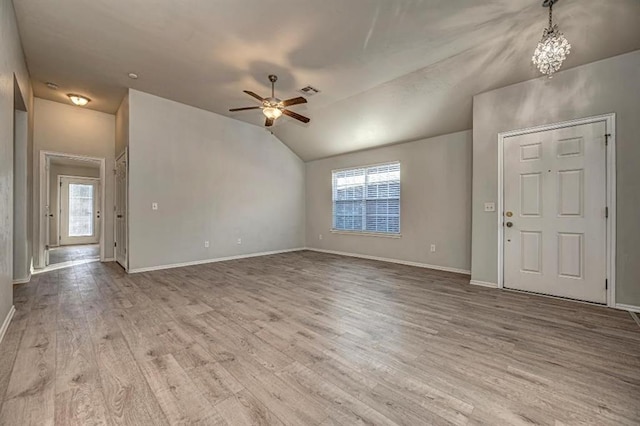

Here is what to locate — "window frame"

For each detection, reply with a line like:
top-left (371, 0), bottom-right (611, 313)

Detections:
top-left (331, 161), bottom-right (401, 237)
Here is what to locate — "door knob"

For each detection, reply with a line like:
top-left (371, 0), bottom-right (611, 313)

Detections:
top-left (506, 222), bottom-right (514, 228)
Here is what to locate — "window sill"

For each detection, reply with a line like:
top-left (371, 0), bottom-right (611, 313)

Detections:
top-left (330, 230), bottom-right (402, 239)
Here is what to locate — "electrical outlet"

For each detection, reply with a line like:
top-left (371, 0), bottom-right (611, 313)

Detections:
top-left (430, 244), bottom-right (436, 253)
top-left (237, 238), bottom-right (242, 245)
top-left (204, 241), bottom-right (209, 248)
top-left (484, 202), bottom-right (495, 212)
top-left (152, 202), bottom-right (158, 210)
top-left (319, 234), bottom-right (323, 240)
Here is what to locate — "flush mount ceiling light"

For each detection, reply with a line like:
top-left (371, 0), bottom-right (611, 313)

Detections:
top-left (128, 72), bottom-right (139, 79)
top-left (532, 0), bottom-right (571, 78)
top-left (67, 94), bottom-right (91, 106)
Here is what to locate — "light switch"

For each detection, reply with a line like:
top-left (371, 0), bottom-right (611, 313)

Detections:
top-left (484, 202), bottom-right (495, 212)
top-left (152, 202), bottom-right (158, 210)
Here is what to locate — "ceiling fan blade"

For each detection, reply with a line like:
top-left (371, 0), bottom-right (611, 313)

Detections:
top-left (244, 90), bottom-right (265, 102)
top-left (265, 117), bottom-right (274, 127)
top-left (281, 96), bottom-right (307, 107)
top-left (282, 109), bottom-right (310, 123)
top-left (229, 106), bottom-right (262, 112)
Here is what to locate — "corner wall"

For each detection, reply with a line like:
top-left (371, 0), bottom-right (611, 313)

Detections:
top-left (472, 50), bottom-right (640, 306)
top-left (306, 131), bottom-right (472, 273)
top-left (1, 0), bottom-right (33, 332)
top-left (127, 90), bottom-right (306, 271)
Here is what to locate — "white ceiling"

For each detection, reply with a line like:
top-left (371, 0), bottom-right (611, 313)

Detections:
top-left (15, 0), bottom-right (640, 160)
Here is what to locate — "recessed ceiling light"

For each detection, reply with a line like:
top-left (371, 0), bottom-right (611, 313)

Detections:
top-left (128, 73), bottom-right (138, 79)
top-left (67, 94), bottom-right (91, 106)
top-left (45, 82), bottom-right (59, 90)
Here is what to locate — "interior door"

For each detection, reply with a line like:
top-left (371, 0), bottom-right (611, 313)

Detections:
top-left (503, 121), bottom-right (607, 303)
top-left (115, 151), bottom-right (128, 269)
top-left (60, 176), bottom-right (100, 245)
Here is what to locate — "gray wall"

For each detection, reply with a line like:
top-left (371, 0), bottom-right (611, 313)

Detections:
top-left (472, 50), bottom-right (640, 305)
top-left (306, 130), bottom-right (472, 273)
top-left (33, 98), bottom-right (116, 264)
top-left (49, 164), bottom-right (101, 246)
top-left (127, 90), bottom-right (306, 271)
top-left (13, 108), bottom-right (29, 282)
top-left (115, 93), bottom-right (129, 157)
top-left (1, 0), bottom-right (32, 327)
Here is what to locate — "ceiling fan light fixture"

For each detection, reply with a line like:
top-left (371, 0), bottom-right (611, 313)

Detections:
top-left (532, 0), bottom-right (571, 78)
top-left (263, 106), bottom-right (283, 120)
top-left (67, 94), bottom-right (91, 106)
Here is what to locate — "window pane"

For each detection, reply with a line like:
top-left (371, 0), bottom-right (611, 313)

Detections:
top-left (332, 162), bottom-right (400, 234)
top-left (68, 183), bottom-right (94, 237)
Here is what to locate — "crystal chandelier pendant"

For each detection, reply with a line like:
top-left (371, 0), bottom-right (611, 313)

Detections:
top-left (532, 1), bottom-right (571, 77)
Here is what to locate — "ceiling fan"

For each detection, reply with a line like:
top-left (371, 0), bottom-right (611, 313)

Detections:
top-left (229, 75), bottom-right (310, 127)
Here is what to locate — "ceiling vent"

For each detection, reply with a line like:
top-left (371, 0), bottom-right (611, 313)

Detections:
top-left (299, 85), bottom-right (320, 96)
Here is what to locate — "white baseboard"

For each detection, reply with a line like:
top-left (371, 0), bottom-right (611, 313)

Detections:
top-left (102, 258), bottom-right (115, 262)
top-left (305, 248), bottom-right (471, 275)
top-left (12, 275), bottom-right (31, 285)
top-left (616, 303), bottom-right (640, 313)
top-left (469, 280), bottom-right (499, 288)
top-left (128, 248), bottom-right (306, 274)
top-left (0, 306), bottom-right (16, 346)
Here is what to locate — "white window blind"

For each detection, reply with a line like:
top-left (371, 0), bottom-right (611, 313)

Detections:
top-left (332, 162), bottom-right (400, 234)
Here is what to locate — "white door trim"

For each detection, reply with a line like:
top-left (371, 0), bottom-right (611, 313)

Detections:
top-left (38, 150), bottom-right (106, 268)
top-left (497, 113), bottom-right (616, 308)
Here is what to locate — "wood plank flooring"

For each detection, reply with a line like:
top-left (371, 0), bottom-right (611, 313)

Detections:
top-left (1, 250), bottom-right (639, 425)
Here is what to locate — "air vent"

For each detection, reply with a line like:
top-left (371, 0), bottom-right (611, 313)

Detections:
top-left (299, 86), bottom-right (320, 96)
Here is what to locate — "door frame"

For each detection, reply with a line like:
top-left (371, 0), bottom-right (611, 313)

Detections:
top-left (497, 113), bottom-right (616, 308)
top-left (38, 150), bottom-right (106, 268)
top-left (114, 148), bottom-right (129, 271)
top-left (58, 175), bottom-right (101, 246)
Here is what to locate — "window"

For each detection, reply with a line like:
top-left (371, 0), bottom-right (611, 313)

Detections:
top-left (332, 162), bottom-right (400, 234)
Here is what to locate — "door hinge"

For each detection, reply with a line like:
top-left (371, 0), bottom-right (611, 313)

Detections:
top-left (114, 242), bottom-right (117, 247)
top-left (605, 279), bottom-right (608, 290)
top-left (605, 207), bottom-right (609, 218)
top-left (60, 181), bottom-right (62, 187)
top-left (605, 133), bottom-right (611, 146)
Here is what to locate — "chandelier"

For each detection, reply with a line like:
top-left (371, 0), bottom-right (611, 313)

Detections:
top-left (532, 0), bottom-right (571, 77)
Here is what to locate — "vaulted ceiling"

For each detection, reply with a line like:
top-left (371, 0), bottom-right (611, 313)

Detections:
top-left (14, 0), bottom-right (640, 160)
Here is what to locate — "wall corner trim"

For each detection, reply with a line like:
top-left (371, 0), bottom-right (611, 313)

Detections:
top-left (469, 280), bottom-right (499, 288)
top-left (0, 306), bottom-right (16, 346)
top-left (12, 275), bottom-right (31, 285)
top-left (127, 248), bottom-right (306, 274)
top-left (306, 248), bottom-right (471, 275)
top-left (616, 303), bottom-right (640, 314)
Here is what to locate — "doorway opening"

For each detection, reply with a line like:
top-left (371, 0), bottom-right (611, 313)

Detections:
top-left (38, 151), bottom-right (106, 269)
top-left (497, 114), bottom-right (616, 307)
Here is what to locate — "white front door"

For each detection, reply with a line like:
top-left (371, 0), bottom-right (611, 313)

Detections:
top-left (503, 121), bottom-right (607, 303)
top-left (60, 176), bottom-right (100, 245)
top-left (115, 152), bottom-right (128, 269)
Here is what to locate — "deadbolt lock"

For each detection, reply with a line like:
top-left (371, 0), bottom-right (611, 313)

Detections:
top-left (505, 211), bottom-right (513, 217)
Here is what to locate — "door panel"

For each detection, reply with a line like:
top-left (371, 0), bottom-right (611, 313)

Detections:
top-left (115, 152), bottom-right (128, 269)
top-left (60, 177), bottom-right (100, 245)
top-left (504, 121), bottom-right (607, 303)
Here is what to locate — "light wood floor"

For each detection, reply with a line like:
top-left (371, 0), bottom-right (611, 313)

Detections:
top-left (1, 251), bottom-right (639, 425)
